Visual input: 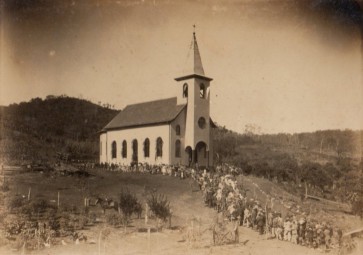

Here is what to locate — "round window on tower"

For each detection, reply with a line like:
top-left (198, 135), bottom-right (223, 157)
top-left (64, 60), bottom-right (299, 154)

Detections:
top-left (198, 117), bottom-right (206, 129)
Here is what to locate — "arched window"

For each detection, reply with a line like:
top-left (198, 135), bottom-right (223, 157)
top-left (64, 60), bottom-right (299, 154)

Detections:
top-left (100, 142), bottom-right (102, 156)
top-left (175, 140), bottom-right (181, 158)
top-left (183, 83), bottom-right (188, 98)
top-left (176, 125), bottom-right (181, 136)
top-left (144, 138), bottom-right (150, 158)
top-left (111, 141), bottom-right (117, 159)
top-left (199, 84), bottom-right (205, 98)
top-left (132, 139), bottom-right (138, 162)
top-left (198, 117), bottom-right (206, 129)
top-left (122, 140), bottom-right (127, 158)
top-left (156, 137), bottom-right (163, 157)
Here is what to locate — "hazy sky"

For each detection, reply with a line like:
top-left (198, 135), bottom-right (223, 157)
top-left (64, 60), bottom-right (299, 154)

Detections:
top-left (1, 0), bottom-right (362, 134)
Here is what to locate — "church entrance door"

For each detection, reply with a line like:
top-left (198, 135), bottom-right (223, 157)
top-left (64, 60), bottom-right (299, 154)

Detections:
top-left (195, 141), bottom-right (207, 168)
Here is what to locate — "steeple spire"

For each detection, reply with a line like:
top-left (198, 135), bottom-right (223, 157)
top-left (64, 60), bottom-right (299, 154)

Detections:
top-left (175, 27), bottom-right (212, 82)
top-left (192, 28), bottom-right (205, 76)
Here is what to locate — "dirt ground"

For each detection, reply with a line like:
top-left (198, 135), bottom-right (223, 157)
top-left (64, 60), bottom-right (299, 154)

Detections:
top-left (1, 169), bottom-right (362, 255)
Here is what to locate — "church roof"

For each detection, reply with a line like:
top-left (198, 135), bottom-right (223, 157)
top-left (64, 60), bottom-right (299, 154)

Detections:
top-left (102, 97), bottom-right (186, 131)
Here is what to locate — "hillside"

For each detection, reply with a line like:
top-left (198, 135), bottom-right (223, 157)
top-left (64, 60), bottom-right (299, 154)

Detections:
top-left (0, 95), bottom-right (118, 163)
top-left (213, 126), bottom-right (363, 215)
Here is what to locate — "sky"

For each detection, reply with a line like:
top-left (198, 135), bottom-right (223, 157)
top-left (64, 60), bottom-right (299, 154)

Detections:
top-left (1, 0), bottom-right (362, 134)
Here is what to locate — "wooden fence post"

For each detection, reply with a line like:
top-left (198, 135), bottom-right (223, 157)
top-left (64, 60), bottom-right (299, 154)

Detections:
top-left (148, 227), bottom-right (151, 254)
top-left (28, 187), bottom-right (31, 201)
top-left (265, 203), bottom-right (268, 237)
top-left (145, 202), bottom-right (148, 225)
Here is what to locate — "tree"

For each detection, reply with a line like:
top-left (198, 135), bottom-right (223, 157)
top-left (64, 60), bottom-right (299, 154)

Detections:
top-left (118, 189), bottom-right (142, 231)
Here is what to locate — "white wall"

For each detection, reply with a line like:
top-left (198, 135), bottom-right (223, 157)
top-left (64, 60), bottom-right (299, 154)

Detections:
top-left (170, 108), bottom-right (188, 165)
top-left (100, 124), bottom-right (170, 165)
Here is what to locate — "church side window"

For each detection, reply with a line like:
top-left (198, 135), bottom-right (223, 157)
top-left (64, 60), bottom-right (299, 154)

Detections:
top-left (100, 141), bottom-right (102, 156)
top-left (175, 140), bottom-right (181, 158)
top-left (111, 141), bottom-right (117, 159)
top-left (132, 139), bottom-right (138, 162)
top-left (183, 83), bottom-right (188, 98)
top-left (122, 140), bottom-right (127, 158)
top-left (156, 137), bottom-right (163, 157)
top-left (176, 125), bottom-right (181, 136)
top-left (199, 84), bottom-right (205, 98)
top-left (144, 138), bottom-right (150, 158)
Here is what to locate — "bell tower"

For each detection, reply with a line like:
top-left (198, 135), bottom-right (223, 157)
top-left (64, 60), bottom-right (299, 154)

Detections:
top-left (175, 29), bottom-right (213, 167)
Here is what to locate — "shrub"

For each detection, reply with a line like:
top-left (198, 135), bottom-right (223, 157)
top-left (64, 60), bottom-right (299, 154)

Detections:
top-left (105, 212), bottom-right (124, 227)
top-left (352, 197), bottom-right (363, 217)
top-left (7, 196), bottom-right (26, 212)
top-left (147, 193), bottom-right (171, 222)
top-left (87, 211), bottom-right (99, 225)
top-left (118, 188), bottom-right (142, 219)
top-left (57, 213), bottom-right (88, 236)
top-left (3, 215), bottom-right (27, 239)
top-left (0, 182), bottom-right (10, 192)
top-left (29, 199), bottom-right (55, 213)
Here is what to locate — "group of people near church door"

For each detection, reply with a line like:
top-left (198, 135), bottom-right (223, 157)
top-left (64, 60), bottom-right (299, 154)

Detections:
top-left (195, 164), bottom-right (344, 251)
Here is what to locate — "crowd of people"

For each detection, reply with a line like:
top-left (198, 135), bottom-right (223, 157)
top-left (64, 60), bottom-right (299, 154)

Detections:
top-left (194, 164), bottom-right (345, 251)
top-left (97, 162), bottom-right (193, 178)
top-left (98, 162), bottom-right (348, 251)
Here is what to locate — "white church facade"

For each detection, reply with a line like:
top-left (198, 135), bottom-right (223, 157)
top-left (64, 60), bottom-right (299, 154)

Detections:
top-left (99, 32), bottom-right (215, 168)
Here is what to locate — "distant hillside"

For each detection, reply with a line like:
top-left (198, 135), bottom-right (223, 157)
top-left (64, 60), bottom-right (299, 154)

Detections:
top-left (213, 126), bottom-right (362, 212)
top-left (214, 126), bottom-right (362, 162)
top-left (0, 95), bottom-right (118, 163)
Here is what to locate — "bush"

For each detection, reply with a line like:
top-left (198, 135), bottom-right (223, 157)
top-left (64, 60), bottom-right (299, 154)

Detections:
top-left (352, 198), bottom-right (363, 217)
top-left (86, 211), bottom-right (99, 225)
top-left (118, 189), bottom-right (142, 219)
top-left (105, 212), bottom-right (125, 227)
top-left (147, 193), bottom-right (171, 222)
top-left (0, 182), bottom-right (10, 192)
top-left (7, 196), bottom-right (26, 212)
top-left (57, 212), bottom-right (88, 236)
top-left (3, 215), bottom-right (24, 238)
top-left (30, 199), bottom-right (55, 213)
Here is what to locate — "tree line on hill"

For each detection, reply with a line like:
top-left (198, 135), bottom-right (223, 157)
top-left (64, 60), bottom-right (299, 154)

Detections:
top-left (213, 125), bottom-right (362, 213)
top-left (0, 95), bottom-right (117, 163)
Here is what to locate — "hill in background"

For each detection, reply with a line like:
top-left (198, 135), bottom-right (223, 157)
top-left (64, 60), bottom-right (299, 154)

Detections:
top-left (213, 126), bottom-right (362, 213)
top-left (0, 95), bottom-right (118, 163)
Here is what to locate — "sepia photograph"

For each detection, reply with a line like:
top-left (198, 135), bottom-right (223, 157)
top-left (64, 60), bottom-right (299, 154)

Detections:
top-left (0, 0), bottom-right (362, 254)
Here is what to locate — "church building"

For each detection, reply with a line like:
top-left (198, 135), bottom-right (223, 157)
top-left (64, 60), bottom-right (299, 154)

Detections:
top-left (99, 32), bottom-right (215, 168)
